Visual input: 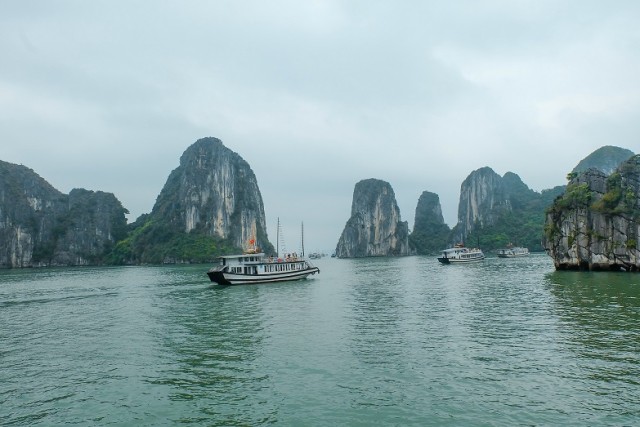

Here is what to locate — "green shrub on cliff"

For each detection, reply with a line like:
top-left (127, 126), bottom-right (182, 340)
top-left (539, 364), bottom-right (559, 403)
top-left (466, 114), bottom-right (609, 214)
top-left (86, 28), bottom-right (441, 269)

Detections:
top-left (554, 183), bottom-right (592, 210)
top-left (106, 217), bottom-right (237, 265)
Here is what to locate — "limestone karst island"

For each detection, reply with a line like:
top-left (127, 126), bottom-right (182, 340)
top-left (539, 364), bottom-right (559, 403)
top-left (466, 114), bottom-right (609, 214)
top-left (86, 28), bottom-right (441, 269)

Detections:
top-left (1, 139), bottom-right (638, 272)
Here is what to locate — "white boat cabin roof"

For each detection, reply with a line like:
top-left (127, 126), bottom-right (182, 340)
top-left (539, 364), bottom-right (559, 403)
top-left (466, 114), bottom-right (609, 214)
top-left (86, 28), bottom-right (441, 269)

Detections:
top-left (217, 253), bottom-right (306, 265)
top-left (218, 253), bottom-right (266, 262)
top-left (442, 247), bottom-right (476, 253)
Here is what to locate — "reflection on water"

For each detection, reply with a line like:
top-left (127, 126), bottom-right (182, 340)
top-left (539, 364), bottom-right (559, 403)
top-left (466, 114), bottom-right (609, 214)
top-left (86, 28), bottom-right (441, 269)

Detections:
top-left (546, 270), bottom-right (640, 343)
top-left (347, 258), bottom-right (405, 363)
top-left (545, 271), bottom-right (640, 391)
top-left (149, 279), bottom-right (278, 424)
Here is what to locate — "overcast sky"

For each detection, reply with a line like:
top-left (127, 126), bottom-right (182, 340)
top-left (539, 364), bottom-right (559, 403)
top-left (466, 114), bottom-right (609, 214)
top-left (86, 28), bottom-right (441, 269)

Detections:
top-left (2, 1), bottom-right (639, 253)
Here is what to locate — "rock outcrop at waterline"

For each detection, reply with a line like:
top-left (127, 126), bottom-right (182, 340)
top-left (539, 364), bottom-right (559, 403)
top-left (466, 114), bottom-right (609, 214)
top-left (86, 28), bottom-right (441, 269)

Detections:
top-left (0, 161), bottom-right (128, 267)
top-left (543, 155), bottom-right (640, 271)
top-left (335, 178), bottom-right (409, 258)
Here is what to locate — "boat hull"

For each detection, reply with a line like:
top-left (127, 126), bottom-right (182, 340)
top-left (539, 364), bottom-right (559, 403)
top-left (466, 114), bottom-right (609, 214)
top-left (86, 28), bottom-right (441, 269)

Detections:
top-left (207, 267), bottom-right (320, 285)
top-left (437, 256), bottom-right (485, 264)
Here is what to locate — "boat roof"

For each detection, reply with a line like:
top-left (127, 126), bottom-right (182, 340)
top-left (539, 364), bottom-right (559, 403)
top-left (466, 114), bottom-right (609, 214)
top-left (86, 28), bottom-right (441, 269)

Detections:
top-left (442, 247), bottom-right (482, 253)
top-left (218, 253), bottom-right (266, 259)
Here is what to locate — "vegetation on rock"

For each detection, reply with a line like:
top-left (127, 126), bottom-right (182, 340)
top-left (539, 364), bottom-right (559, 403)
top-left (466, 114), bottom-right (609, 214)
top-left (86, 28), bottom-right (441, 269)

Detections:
top-left (543, 154), bottom-right (640, 271)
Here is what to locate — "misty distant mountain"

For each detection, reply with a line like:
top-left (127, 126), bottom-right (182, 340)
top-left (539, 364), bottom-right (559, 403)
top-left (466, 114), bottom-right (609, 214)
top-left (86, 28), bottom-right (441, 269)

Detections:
top-left (572, 145), bottom-right (634, 175)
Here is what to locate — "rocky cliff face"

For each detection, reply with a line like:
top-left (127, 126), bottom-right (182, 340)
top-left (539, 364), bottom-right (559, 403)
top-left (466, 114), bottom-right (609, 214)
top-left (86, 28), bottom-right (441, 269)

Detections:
top-left (0, 161), bottom-right (128, 267)
top-left (335, 178), bottom-right (409, 258)
top-left (409, 191), bottom-right (450, 254)
top-left (453, 167), bottom-right (511, 242)
top-left (543, 155), bottom-right (640, 271)
top-left (450, 167), bottom-right (555, 250)
top-left (150, 137), bottom-right (273, 254)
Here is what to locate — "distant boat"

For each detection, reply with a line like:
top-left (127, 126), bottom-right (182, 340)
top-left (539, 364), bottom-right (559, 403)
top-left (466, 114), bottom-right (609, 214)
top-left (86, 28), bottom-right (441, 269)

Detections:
top-left (437, 244), bottom-right (485, 264)
top-left (497, 245), bottom-right (529, 258)
top-left (206, 252), bottom-right (319, 285)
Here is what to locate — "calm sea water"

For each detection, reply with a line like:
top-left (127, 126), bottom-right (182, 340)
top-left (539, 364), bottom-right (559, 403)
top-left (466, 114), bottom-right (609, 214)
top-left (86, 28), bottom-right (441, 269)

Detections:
top-left (1, 254), bottom-right (639, 426)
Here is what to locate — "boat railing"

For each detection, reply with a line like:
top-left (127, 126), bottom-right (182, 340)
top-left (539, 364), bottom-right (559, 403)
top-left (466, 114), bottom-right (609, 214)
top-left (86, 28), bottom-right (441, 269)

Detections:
top-left (265, 254), bottom-right (306, 263)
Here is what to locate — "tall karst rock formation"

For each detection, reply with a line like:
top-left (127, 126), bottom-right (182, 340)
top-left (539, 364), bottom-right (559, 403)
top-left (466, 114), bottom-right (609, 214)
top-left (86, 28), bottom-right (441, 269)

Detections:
top-left (544, 155), bottom-right (640, 271)
top-left (127, 137), bottom-right (274, 263)
top-left (452, 167), bottom-right (512, 243)
top-left (409, 191), bottom-right (450, 254)
top-left (0, 160), bottom-right (128, 267)
top-left (335, 178), bottom-right (409, 258)
top-left (449, 146), bottom-right (634, 252)
top-left (450, 167), bottom-right (562, 251)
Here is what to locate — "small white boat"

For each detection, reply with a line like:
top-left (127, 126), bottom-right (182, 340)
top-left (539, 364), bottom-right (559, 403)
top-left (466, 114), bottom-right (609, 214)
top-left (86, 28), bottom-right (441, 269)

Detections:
top-left (437, 245), bottom-right (485, 264)
top-left (207, 252), bottom-right (319, 285)
top-left (497, 246), bottom-right (529, 258)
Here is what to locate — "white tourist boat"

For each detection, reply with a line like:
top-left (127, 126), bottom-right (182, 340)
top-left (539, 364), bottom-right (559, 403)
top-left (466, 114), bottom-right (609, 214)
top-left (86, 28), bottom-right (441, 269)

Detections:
top-left (206, 252), bottom-right (320, 285)
top-left (437, 245), bottom-right (485, 264)
top-left (497, 245), bottom-right (530, 258)
top-left (207, 219), bottom-right (319, 285)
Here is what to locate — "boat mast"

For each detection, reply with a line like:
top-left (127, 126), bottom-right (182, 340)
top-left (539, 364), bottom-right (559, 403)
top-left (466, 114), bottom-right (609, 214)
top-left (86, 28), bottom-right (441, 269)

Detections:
top-left (276, 217), bottom-right (280, 258)
top-left (301, 221), bottom-right (305, 257)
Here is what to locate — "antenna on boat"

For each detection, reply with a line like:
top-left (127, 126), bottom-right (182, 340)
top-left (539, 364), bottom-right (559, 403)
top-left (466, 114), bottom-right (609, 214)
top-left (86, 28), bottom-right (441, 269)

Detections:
top-left (276, 217), bottom-right (287, 258)
top-left (301, 221), bottom-right (305, 257)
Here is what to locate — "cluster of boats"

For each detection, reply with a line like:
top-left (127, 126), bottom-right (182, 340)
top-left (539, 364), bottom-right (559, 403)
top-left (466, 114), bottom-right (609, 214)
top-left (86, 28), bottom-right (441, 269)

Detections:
top-left (437, 244), bottom-right (529, 264)
top-left (206, 229), bottom-right (527, 284)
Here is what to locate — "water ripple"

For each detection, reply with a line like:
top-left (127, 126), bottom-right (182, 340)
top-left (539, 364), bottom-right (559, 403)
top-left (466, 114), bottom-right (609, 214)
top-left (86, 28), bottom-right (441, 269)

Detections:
top-left (1, 257), bottom-right (640, 425)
